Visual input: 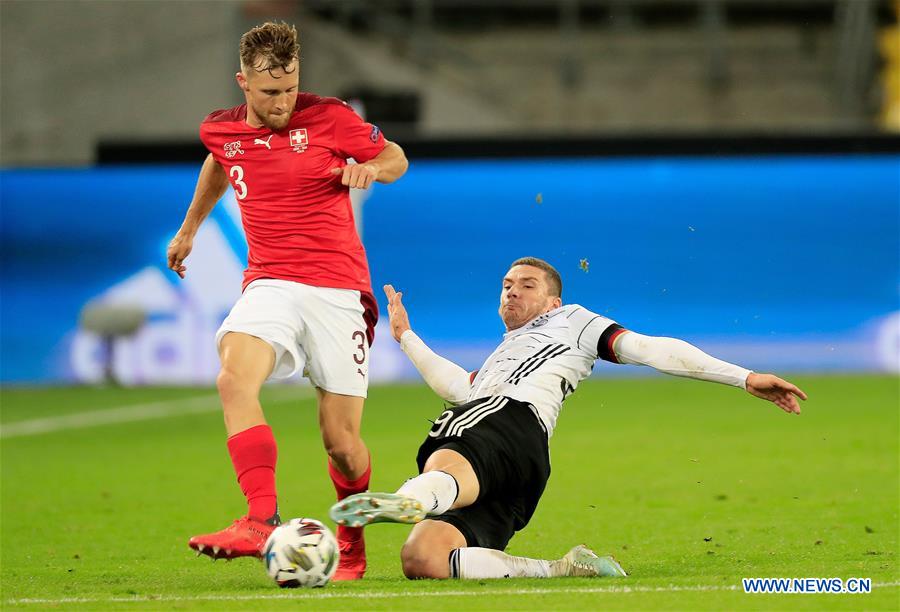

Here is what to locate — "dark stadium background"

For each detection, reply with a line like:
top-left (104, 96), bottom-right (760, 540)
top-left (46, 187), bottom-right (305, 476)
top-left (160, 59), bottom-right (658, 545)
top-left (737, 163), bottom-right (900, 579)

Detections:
top-left (2, 0), bottom-right (898, 385)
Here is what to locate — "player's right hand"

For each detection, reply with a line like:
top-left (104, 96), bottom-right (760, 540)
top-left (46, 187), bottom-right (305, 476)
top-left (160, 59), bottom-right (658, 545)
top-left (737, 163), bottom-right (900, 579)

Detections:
top-left (384, 284), bottom-right (412, 343)
top-left (166, 232), bottom-right (193, 279)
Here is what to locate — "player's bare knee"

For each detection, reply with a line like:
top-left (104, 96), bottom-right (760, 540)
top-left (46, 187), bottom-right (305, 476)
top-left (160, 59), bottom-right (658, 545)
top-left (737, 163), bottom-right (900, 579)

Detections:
top-left (321, 417), bottom-right (360, 452)
top-left (400, 541), bottom-right (450, 580)
top-left (215, 369), bottom-right (239, 400)
top-left (216, 368), bottom-right (259, 406)
top-left (322, 435), bottom-right (361, 470)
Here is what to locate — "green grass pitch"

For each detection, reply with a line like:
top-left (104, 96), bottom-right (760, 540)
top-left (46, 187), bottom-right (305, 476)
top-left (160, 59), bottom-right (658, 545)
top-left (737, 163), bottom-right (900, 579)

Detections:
top-left (1, 375), bottom-right (898, 609)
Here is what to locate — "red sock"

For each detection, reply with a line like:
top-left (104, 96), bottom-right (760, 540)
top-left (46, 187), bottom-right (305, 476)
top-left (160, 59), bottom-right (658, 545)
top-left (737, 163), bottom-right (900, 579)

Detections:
top-left (329, 458), bottom-right (370, 542)
top-left (227, 424), bottom-right (278, 521)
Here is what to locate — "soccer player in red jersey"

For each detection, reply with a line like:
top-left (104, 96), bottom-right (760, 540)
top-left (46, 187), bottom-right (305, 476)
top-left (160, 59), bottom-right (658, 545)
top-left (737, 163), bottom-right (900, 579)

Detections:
top-left (166, 22), bottom-right (408, 580)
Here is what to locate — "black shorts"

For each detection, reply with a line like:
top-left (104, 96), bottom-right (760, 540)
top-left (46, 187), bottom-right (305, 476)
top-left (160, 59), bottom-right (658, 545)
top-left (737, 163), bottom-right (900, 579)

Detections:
top-left (415, 396), bottom-right (551, 551)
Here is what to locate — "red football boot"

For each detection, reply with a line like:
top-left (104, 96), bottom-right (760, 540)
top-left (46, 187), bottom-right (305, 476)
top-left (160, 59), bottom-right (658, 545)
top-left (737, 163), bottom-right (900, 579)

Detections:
top-left (332, 529), bottom-right (366, 580)
top-left (188, 514), bottom-right (280, 560)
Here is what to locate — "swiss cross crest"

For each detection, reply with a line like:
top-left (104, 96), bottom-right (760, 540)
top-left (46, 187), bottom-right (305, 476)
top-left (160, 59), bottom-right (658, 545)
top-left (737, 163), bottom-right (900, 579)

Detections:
top-left (223, 140), bottom-right (244, 158)
top-left (289, 129), bottom-right (308, 153)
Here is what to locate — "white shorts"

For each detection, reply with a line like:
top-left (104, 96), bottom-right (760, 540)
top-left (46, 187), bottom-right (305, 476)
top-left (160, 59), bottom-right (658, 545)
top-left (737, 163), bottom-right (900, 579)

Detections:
top-left (216, 279), bottom-right (378, 397)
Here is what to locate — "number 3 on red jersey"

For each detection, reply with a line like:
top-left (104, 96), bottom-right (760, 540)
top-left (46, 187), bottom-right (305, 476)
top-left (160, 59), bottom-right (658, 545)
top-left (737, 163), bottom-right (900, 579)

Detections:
top-left (230, 165), bottom-right (248, 200)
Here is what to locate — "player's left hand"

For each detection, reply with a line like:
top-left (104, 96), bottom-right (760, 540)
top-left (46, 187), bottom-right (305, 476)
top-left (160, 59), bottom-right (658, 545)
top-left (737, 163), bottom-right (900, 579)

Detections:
top-left (745, 373), bottom-right (807, 414)
top-left (330, 162), bottom-right (379, 189)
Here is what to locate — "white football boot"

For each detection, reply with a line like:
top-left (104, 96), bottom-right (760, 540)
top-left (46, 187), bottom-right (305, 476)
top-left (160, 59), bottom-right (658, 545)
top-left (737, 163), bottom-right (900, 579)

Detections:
top-left (549, 545), bottom-right (627, 577)
top-left (329, 492), bottom-right (426, 528)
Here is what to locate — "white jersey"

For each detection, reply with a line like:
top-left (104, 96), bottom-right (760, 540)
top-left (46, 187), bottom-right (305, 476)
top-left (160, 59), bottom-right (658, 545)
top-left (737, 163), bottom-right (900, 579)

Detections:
top-left (466, 304), bottom-right (623, 437)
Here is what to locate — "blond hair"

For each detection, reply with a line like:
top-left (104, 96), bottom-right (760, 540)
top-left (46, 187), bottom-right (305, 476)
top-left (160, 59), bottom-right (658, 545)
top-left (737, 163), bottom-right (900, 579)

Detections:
top-left (239, 22), bottom-right (300, 75)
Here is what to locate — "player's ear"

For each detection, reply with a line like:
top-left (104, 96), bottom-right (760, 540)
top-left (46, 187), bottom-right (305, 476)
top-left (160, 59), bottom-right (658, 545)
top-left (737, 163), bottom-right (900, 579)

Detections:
top-left (550, 296), bottom-right (562, 310)
top-left (235, 71), bottom-right (249, 91)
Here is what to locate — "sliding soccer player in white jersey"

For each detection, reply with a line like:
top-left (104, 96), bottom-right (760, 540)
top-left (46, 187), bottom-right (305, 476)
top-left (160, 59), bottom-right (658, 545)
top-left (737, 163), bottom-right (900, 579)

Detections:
top-left (331, 257), bottom-right (807, 580)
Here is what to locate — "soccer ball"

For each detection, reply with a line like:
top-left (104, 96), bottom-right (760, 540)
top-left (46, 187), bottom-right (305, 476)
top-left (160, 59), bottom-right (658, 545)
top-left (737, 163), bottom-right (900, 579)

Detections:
top-left (263, 518), bottom-right (339, 588)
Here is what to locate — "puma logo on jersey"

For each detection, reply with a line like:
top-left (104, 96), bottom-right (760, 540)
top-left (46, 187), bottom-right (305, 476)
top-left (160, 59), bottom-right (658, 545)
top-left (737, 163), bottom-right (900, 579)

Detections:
top-left (254, 135), bottom-right (273, 149)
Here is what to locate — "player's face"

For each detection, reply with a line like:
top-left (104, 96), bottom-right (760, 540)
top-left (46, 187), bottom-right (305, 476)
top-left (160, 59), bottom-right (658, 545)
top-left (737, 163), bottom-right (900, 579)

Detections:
top-left (499, 265), bottom-right (562, 331)
top-left (237, 60), bottom-right (300, 131)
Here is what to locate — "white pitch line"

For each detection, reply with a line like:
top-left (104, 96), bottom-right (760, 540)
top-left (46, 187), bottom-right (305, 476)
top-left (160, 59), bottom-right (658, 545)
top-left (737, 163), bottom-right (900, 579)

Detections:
top-left (7, 581), bottom-right (900, 605)
top-left (0, 389), bottom-right (313, 439)
top-left (0, 394), bottom-right (221, 439)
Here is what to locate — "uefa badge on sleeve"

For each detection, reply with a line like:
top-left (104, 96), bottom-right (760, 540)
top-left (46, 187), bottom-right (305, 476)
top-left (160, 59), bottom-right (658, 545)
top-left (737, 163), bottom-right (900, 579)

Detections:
top-left (290, 129), bottom-right (308, 153)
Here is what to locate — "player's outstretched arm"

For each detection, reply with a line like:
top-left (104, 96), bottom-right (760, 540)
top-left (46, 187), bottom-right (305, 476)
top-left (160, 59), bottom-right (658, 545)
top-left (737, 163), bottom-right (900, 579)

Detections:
top-left (167, 154), bottom-right (229, 278)
top-left (612, 331), bottom-right (806, 414)
top-left (330, 141), bottom-right (408, 189)
top-left (384, 284), bottom-right (471, 405)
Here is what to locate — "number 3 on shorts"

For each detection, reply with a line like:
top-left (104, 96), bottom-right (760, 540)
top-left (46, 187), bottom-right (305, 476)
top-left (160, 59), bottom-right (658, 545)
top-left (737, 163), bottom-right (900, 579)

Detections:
top-left (352, 330), bottom-right (366, 365)
top-left (429, 409), bottom-right (454, 438)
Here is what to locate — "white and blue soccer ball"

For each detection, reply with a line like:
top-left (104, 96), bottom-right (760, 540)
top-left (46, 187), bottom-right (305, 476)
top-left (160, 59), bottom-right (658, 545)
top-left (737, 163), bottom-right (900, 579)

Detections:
top-left (263, 518), bottom-right (339, 588)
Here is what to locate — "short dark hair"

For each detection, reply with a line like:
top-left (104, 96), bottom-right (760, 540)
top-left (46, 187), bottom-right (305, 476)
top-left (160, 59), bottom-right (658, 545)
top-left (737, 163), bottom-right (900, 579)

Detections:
top-left (509, 257), bottom-right (562, 298)
top-left (240, 22), bottom-right (300, 75)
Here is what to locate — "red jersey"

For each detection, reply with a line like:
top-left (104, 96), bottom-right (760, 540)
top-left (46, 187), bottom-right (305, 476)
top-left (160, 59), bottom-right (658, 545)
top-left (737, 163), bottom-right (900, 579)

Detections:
top-left (200, 93), bottom-right (386, 294)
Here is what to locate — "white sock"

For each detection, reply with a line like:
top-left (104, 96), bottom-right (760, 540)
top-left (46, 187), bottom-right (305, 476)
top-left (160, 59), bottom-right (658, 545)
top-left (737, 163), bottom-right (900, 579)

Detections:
top-left (396, 471), bottom-right (458, 515)
top-left (449, 548), bottom-right (551, 579)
